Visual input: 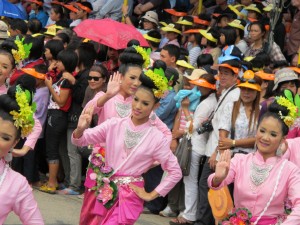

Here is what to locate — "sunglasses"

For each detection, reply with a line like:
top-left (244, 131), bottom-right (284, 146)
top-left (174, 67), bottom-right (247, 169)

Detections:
top-left (240, 77), bottom-right (257, 84)
top-left (87, 76), bottom-right (102, 81)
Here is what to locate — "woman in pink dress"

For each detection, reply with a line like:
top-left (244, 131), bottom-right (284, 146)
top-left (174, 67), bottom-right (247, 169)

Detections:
top-left (208, 97), bottom-right (300, 224)
top-left (72, 68), bottom-right (182, 225)
top-left (0, 84), bottom-right (44, 224)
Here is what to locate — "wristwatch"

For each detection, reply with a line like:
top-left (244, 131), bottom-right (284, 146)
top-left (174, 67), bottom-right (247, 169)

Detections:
top-left (123, 14), bottom-right (129, 18)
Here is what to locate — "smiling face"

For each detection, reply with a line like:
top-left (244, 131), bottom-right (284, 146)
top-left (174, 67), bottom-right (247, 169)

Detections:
top-left (256, 116), bottom-right (285, 159)
top-left (131, 88), bottom-right (156, 125)
top-left (0, 54), bottom-right (14, 85)
top-left (88, 71), bottom-right (105, 91)
top-left (0, 117), bottom-right (18, 159)
top-left (219, 67), bottom-right (237, 89)
top-left (120, 66), bottom-right (142, 98)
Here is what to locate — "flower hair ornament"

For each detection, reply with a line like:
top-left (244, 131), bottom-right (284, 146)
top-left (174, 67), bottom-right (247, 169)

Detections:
top-left (144, 68), bottom-right (171, 98)
top-left (12, 36), bottom-right (32, 68)
top-left (133, 45), bottom-right (150, 68)
top-left (10, 85), bottom-right (36, 138)
top-left (275, 96), bottom-right (298, 128)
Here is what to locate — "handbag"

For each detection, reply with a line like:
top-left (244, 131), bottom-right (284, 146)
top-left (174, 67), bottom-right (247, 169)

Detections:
top-left (208, 186), bottom-right (234, 221)
top-left (174, 135), bottom-right (192, 176)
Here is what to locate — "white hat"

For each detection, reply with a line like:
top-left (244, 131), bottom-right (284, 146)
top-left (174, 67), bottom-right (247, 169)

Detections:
top-left (142, 11), bottom-right (159, 25)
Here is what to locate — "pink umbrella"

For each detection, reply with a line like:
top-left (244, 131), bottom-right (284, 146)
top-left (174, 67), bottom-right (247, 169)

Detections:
top-left (74, 18), bottom-right (149, 50)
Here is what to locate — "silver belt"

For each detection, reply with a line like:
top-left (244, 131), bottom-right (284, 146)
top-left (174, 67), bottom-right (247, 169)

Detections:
top-left (112, 176), bottom-right (144, 185)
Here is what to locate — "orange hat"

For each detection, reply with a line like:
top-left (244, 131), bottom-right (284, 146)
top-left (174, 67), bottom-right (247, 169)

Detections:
top-left (63, 4), bottom-right (78, 13)
top-left (189, 78), bottom-right (216, 90)
top-left (288, 67), bottom-right (300, 74)
top-left (51, 1), bottom-right (64, 6)
top-left (193, 17), bottom-right (210, 26)
top-left (75, 3), bottom-right (92, 13)
top-left (164, 9), bottom-right (187, 17)
top-left (255, 70), bottom-right (275, 81)
top-left (183, 29), bottom-right (202, 34)
top-left (27, 0), bottom-right (43, 6)
top-left (238, 70), bottom-right (261, 91)
top-left (21, 68), bottom-right (46, 80)
top-left (211, 64), bottom-right (239, 74)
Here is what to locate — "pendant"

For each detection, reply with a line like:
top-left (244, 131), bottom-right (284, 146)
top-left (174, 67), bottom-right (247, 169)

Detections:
top-left (124, 127), bottom-right (146, 149)
top-left (250, 161), bottom-right (273, 187)
top-left (115, 102), bottom-right (131, 118)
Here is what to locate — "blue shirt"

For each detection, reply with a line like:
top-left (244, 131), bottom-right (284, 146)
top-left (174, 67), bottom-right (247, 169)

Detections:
top-left (29, 10), bottom-right (49, 27)
top-left (155, 89), bottom-right (177, 130)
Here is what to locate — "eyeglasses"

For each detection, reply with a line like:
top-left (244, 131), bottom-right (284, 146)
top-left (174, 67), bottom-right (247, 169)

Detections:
top-left (87, 76), bottom-right (102, 81)
top-left (239, 77), bottom-right (257, 84)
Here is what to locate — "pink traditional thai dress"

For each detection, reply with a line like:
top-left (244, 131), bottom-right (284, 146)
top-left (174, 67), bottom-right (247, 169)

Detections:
top-left (0, 158), bottom-right (44, 224)
top-left (72, 117), bottom-right (182, 225)
top-left (284, 137), bottom-right (300, 167)
top-left (208, 152), bottom-right (300, 225)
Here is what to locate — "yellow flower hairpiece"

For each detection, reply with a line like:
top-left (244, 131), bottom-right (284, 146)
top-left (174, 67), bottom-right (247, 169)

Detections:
top-left (133, 45), bottom-right (150, 68)
top-left (144, 68), bottom-right (170, 98)
top-left (10, 85), bottom-right (36, 138)
top-left (276, 96), bottom-right (298, 127)
top-left (11, 36), bottom-right (32, 64)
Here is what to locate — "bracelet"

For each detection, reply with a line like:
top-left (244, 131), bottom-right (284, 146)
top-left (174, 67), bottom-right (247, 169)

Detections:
top-left (232, 140), bottom-right (236, 148)
top-left (123, 14), bottom-right (128, 18)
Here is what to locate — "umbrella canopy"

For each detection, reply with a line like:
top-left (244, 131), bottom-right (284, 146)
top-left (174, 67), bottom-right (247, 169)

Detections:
top-left (0, 0), bottom-right (24, 19)
top-left (74, 18), bottom-right (149, 50)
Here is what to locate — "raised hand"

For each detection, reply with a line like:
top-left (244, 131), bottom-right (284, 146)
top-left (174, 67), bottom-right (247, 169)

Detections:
top-left (214, 150), bottom-right (231, 182)
top-left (77, 106), bottom-right (94, 132)
top-left (106, 72), bottom-right (122, 98)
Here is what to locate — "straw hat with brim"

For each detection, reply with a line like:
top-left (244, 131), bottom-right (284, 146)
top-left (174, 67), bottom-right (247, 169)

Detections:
top-left (255, 71), bottom-right (275, 81)
top-left (64, 4), bottom-right (79, 13)
top-left (75, 3), bottom-right (92, 13)
top-left (273, 68), bottom-right (298, 91)
top-left (189, 78), bottom-right (216, 89)
top-left (228, 19), bottom-right (245, 30)
top-left (199, 29), bottom-right (217, 43)
top-left (44, 25), bottom-right (63, 36)
top-left (228, 5), bottom-right (246, 18)
top-left (211, 64), bottom-right (239, 74)
top-left (184, 69), bottom-right (207, 80)
top-left (244, 4), bottom-right (262, 14)
top-left (238, 70), bottom-right (261, 91)
top-left (193, 17), bottom-right (210, 26)
top-left (143, 33), bottom-right (161, 43)
top-left (161, 24), bottom-right (181, 34)
top-left (21, 68), bottom-right (45, 80)
top-left (176, 17), bottom-right (193, 26)
top-left (176, 60), bottom-right (194, 69)
top-left (159, 21), bottom-right (168, 27)
top-left (289, 67), bottom-right (300, 74)
top-left (27, 0), bottom-right (43, 6)
top-left (183, 29), bottom-right (202, 34)
top-left (164, 9), bottom-right (187, 17)
top-left (142, 11), bottom-right (159, 25)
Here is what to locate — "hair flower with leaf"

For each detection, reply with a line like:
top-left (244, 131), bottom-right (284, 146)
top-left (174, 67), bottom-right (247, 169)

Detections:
top-left (133, 45), bottom-right (150, 68)
top-left (276, 96), bottom-right (298, 128)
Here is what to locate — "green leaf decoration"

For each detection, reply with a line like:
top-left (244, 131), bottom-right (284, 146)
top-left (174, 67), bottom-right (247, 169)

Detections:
top-left (284, 89), bottom-right (294, 104)
top-left (25, 89), bottom-right (31, 103)
top-left (153, 68), bottom-right (165, 78)
top-left (146, 48), bottom-right (152, 56)
top-left (294, 94), bottom-right (300, 116)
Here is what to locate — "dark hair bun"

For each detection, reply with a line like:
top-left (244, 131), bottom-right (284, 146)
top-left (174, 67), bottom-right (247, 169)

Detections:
top-left (268, 100), bottom-right (289, 118)
top-left (0, 94), bottom-right (19, 113)
top-left (152, 60), bottom-right (167, 72)
top-left (119, 47), bottom-right (144, 66)
top-left (139, 72), bottom-right (157, 90)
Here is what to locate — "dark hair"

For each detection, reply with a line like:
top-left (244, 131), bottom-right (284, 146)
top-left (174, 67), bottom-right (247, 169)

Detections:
top-left (195, 13), bottom-right (211, 29)
top-left (44, 39), bottom-right (64, 60)
top-left (199, 73), bottom-right (216, 101)
top-left (145, 30), bottom-right (161, 48)
top-left (263, 80), bottom-right (275, 99)
top-left (249, 21), bottom-right (266, 37)
top-left (220, 26), bottom-right (237, 46)
top-left (127, 39), bottom-right (140, 47)
top-left (251, 52), bottom-right (271, 69)
top-left (27, 19), bottom-right (42, 34)
top-left (8, 18), bottom-right (28, 35)
top-left (197, 54), bottom-right (213, 68)
top-left (34, 64), bottom-right (48, 74)
top-left (24, 35), bottom-right (45, 60)
top-left (55, 32), bottom-right (70, 45)
top-left (13, 74), bottom-right (37, 98)
top-left (90, 64), bottom-right (109, 81)
top-left (206, 28), bottom-right (220, 48)
top-left (273, 60), bottom-right (289, 70)
top-left (237, 19), bottom-right (246, 39)
top-left (119, 47), bottom-right (144, 75)
top-left (77, 42), bottom-right (97, 69)
top-left (0, 94), bottom-right (21, 139)
top-left (139, 73), bottom-right (160, 103)
top-left (165, 67), bottom-right (179, 87)
top-left (51, 5), bottom-right (64, 20)
top-left (221, 59), bottom-right (241, 73)
top-left (57, 49), bottom-right (78, 73)
top-left (162, 44), bottom-right (180, 61)
top-left (152, 60), bottom-right (167, 71)
top-left (78, 2), bottom-right (93, 15)
top-left (259, 100), bottom-right (290, 136)
top-left (0, 49), bottom-right (15, 68)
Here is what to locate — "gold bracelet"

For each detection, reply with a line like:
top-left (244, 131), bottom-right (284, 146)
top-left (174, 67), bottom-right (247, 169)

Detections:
top-left (232, 140), bottom-right (236, 148)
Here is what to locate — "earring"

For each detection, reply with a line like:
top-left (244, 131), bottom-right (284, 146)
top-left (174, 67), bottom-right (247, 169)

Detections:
top-left (149, 113), bottom-right (156, 126)
top-left (4, 149), bottom-right (13, 163)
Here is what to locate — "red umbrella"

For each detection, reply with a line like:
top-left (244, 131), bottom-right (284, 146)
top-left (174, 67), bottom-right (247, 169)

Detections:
top-left (74, 18), bottom-right (149, 50)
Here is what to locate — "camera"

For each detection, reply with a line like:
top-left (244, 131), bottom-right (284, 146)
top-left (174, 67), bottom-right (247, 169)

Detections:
top-left (197, 120), bottom-right (213, 135)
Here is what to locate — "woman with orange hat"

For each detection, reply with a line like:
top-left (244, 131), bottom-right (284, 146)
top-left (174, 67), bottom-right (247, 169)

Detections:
top-left (28, 0), bottom-right (49, 27)
top-left (218, 70), bottom-right (262, 154)
top-left (255, 69), bottom-right (275, 102)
